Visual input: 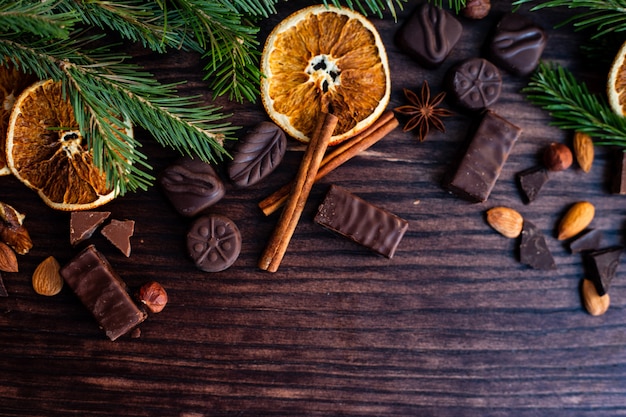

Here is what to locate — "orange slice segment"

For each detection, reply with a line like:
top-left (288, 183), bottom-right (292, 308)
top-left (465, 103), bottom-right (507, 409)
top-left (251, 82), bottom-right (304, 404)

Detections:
top-left (608, 40), bottom-right (626, 116)
top-left (261, 5), bottom-right (391, 145)
top-left (6, 80), bottom-right (127, 211)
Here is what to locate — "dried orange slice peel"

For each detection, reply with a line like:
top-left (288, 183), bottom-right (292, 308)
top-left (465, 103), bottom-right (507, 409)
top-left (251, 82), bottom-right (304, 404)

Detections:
top-left (260, 5), bottom-right (391, 145)
top-left (6, 80), bottom-right (127, 211)
top-left (608, 40), bottom-right (626, 116)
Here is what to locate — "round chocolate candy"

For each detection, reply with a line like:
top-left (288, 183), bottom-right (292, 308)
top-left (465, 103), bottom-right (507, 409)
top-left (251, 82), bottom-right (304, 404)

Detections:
top-left (446, 57), bottom-right (501, 111)
top-left (187, 214), bottom-right (241, 272)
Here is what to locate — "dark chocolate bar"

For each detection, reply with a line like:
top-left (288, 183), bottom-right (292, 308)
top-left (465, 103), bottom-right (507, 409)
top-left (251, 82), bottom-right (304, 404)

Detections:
top-left (446, 110), bottom-right (522, 203)
top-left (60, 245), bottom-right (146, 341)
top-left (314, 185), bottom-right (408, 258)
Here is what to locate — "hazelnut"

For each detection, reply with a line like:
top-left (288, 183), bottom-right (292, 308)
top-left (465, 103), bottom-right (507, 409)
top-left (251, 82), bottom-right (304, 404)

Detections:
top-left (543, 142), bottom-right (573, 171)
top-left (137, 281), bottom-right (168, 313)
top-left (462, 0), bottom-right (491, 19)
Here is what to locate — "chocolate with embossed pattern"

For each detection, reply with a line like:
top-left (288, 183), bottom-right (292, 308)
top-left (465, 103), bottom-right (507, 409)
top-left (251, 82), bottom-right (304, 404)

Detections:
top-left (187, 214), bottom-right (241, 272)
top-left (314, 185), bottom-right (408, 258)
top-left (488, 13), bottom-right (547, 76)
top-left (394, 2), bottom-right (462, 68)
top-left (229, 121), bottom-right (287, 188)
top-left (446, 58), bottom-right (501, 111)
top-left (159, 157), bottom-right (225, 217)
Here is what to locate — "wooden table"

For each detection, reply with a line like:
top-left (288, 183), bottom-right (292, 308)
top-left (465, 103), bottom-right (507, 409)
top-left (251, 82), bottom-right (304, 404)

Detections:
top-left (2, 1), bottom-right (625, 415)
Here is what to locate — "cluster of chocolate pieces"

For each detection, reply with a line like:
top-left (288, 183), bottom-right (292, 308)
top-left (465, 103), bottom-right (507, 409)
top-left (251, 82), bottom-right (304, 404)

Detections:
top-left (396, 3), bottom-right (547, 203)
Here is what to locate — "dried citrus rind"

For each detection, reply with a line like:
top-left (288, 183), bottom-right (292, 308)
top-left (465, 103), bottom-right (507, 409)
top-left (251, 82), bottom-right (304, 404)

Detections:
top-left (261, 5), bottom-right (390, 145)
top-left (6, 80), bottom-right (127, 211)
top-left (608, 40), bottom-right (626, 116)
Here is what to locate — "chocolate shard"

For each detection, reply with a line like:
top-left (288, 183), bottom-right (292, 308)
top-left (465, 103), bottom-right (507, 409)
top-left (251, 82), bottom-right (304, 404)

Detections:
top-left (228, 121), bottom-right (287, 188)
top-left (60, 245), bottom-right (146, 341)
top-left (517, 166), bottom-right (549, 204)
top-left (101, 219), bottom-right (135, 257)
top-left (70, 211), bottom-right (111, 246)
top-left (159, 156), bottom-right (225, 217)
top-left (445, 58), bottom-right (502, 111)
top-left (394, 2), bottom-right (462, 68)
top-left (187, 214), bottom-right (242, 272)
top-left (0, 273), bottom-right (7, 297)
top-left (611, 152), bottom-right (626, 194)
top-left (519, 220), bottom-right (556, 270)
top-left (446, 110), bottom-right (522, 203)
top-left (585, 246), bottom-right (623, 296)
top-left (314, 185), bottom-right (408, 258)
top-left (488, 13), bottom-right (547, 76)
top-left (569, 229), bottom-right (603, 254)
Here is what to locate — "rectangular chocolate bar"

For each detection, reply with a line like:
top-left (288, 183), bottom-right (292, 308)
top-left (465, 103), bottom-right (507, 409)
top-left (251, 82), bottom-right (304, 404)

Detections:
top-left (446, 110), bottom-right (522, 203)
top-left (60, 245), bottom-right (146, 341)
top-left (314, 185), bottom-right (408, 258)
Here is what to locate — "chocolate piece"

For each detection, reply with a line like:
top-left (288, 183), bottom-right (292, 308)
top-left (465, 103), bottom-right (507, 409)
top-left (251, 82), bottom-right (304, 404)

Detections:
top-left (187, 214), bottom-right (241, 272)
top-left (228, 121), bottom-right (287, 188)
top-left (569, 229), bottom-right (603, 254)
top-left (519, 220), bottom-right (555, 270)
top-left (517, 166), bottom-right (549, 203)
top-left (446, 110), bottom-right (522, 202)
top-left (60, 245), bottom-right (146, 341)
top-left (446, 58), bottom-right (501, 111)
top-left (611, 152), bottom-right (626, 194)
top-left (0, 273), bottom-right (7, 297)
top-left (101, 219), bottom-right (135, 257)
top-left (70, 211), bottom-right (111, 245)
top-left (314, 185), bottom-right (408, 258)
top-left (394, 2), bottom-right (462, 68)
top-left (585, 246), bottom-right (622, 296)
top-left (488, 13), bottom-right (547, 76)
top-left (159, 157), bottom-right (225, 217)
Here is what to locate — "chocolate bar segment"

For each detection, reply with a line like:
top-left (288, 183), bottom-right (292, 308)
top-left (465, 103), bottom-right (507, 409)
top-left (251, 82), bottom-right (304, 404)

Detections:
top-left (446, 110), bottom-right (522, 203)
top-left (314, 185), bottom-right (408, 258)
top-left (60, 245), bottom-right (146, 341)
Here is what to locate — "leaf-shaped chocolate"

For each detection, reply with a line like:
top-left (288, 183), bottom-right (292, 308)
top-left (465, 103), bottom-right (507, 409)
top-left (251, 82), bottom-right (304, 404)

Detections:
top-left (228, 121), bottom-right (287, 188)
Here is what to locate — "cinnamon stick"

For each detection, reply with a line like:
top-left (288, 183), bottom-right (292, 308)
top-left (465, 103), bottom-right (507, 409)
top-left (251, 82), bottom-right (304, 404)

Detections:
top-left (258, 111), bottom-right (398, 216)
top-left (258, 112), bottom-right (338, 272)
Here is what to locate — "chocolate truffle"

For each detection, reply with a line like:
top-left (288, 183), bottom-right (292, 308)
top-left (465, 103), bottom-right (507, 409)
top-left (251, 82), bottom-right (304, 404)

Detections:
top-left (395, 2), bottom-right (462, 68)
top-left (187, 214), bottom-right (241, 272)
top-left (228, 121), bottom-right (287, 188)
top-left (488, 13), bottom-right (547, 76)
top-left (446, 57), bottom-right (502, 111)
top-left (159, 157), bottom-right (225, 217)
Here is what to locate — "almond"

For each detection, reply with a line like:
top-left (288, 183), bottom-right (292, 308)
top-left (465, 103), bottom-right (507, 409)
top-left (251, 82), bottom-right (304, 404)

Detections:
top-left (0, 242), bottom-right (18, 272)
top-left (486, 206), bottom-right (524, 238)
top-left (573, 131), bottom-right (594, 173)
top-left (581, 278), bottom-right (610, 316)
top-left (32, 256), bottom-right (62, 296)
top-left (557, 201), bottom-right (595, 240)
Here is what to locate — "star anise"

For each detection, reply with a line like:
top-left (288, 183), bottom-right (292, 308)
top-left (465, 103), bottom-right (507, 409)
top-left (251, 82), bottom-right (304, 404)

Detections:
top-left (393, 80), bottom-right (453, 142)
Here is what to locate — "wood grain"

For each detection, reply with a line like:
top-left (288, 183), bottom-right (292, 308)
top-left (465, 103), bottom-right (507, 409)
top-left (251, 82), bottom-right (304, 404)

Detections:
top-left (2, 1), bottom-right (626, 416)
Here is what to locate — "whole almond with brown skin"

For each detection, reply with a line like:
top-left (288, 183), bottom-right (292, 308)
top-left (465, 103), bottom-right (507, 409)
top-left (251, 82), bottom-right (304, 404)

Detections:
top-left (557, 201), bottom-right (595, 240)
top-left (32, 256), bottom-right (62, 296)
top-left (581, 278), bottom-right (610, 316)
top-left (486, 206), bottom-right (524, 238)
top-left (573, 131), bottom-right (594, 173)
top-left (0, 242), bottom-right (18, 272)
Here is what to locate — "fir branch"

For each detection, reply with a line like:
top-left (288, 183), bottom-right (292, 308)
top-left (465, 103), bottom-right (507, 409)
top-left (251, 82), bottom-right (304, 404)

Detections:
top-left (0, 0), bottom-right (79, 39)
top-left (429, 0), bottom-right (466, 14)
top-left (523, 61), bottom-right (626, 146)
top-left (514, 0), bottom-right (626, 38)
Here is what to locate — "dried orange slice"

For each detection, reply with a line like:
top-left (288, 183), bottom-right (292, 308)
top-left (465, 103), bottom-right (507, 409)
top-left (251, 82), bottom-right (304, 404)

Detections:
top-left (0, 63), bottom-right (37, 176)
top-left (6, 80), bottom-right (128, 211)
top-left (260, 5), bottom-right (390, 145)
top-left (608, 40), bottom-right (626, 116)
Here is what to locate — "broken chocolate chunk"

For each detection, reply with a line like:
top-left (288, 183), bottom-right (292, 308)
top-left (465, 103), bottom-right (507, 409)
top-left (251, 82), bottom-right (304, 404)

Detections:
top-left (611, 152), bottom-right (626, 194)
top-left (569, 229), bottom-right (603, 254)
top-left (60, 245), bottom-right (146, 341)
top-left (70, 211), bottom-right (111, 245)
top-left (517, 166), bottom-right (549, 203)
top-left (101, 219), bottom-right (135, 257)
top-left (519, 220), bottom-right (555, 270)
top-left (314, 185), bottom-right (408, 258)
top-left (585, 246), bottom-right (622, 296)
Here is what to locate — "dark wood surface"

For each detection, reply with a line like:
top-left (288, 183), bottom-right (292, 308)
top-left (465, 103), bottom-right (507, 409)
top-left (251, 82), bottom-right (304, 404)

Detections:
top-left (2, 1), bottom-right (626, 415)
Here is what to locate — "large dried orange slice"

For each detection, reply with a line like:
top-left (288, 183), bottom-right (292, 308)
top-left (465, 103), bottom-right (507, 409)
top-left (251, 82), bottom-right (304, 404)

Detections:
top-left (608, 40), bottom-right (626, 116)
top-left (6, 80), bottom-right (128, 211)
top-left (0, 63), bottom-right (37, 176)
top-left (260, 5), bottom-right (390, 145)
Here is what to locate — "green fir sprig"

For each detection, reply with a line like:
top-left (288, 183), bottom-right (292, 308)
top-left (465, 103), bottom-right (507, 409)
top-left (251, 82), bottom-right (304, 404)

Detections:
top-left (523, 62), bottom-right (626, 147)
